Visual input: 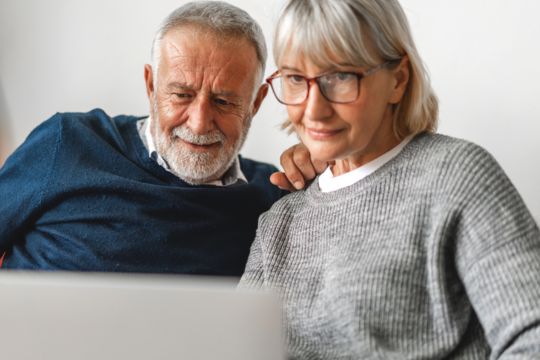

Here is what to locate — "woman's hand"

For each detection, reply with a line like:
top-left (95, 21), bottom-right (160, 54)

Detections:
top-left (271, 143), bottom-right (328, 191)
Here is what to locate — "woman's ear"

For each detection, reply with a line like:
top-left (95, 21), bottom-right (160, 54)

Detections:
top-left (389, 56), bottom-right (410, 104)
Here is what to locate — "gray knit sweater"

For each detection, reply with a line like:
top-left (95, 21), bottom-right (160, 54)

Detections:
top-left (240, 133), bottom-right (540, 359)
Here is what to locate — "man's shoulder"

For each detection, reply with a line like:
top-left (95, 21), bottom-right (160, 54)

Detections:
top-left (37, 109), bottom-right (146, 151)
top-left (238, 156), bottom-right (286, 201)
top-left (238, 155), bottom-right (279, 179)
top-left (46, 108), bottom-right (142, 134)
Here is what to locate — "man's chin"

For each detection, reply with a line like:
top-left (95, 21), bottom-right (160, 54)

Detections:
top-left (171, 166), bottom-right (225, 185)
top-left (166, 151), bottom-right (230, 185)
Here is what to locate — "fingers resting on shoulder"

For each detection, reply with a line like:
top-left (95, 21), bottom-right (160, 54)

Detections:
top-left (270, 143), bottom-right (328, 191)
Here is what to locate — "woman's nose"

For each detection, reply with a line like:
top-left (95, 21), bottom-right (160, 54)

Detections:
top-left (304, 82), bottom-right (333, 121)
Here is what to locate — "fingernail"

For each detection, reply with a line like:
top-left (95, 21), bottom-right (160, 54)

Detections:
top-left (294, 181), bottom-right (303, 190)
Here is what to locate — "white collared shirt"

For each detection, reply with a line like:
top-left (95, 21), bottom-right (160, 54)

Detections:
top-left (318, 136), bottom-right (413, 193)
top-left (138, 117), bottom-right (247, 186)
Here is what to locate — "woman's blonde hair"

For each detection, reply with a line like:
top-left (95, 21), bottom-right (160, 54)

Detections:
top-left (274, 0), bottom-right (438, 138)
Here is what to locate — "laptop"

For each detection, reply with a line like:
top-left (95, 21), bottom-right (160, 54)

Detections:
top-left (0, 271), bottom-right (285, 360)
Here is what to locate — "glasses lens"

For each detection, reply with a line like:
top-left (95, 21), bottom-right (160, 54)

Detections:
top-left (319, 73), bottom-right (358, 103)
top-left (272, 75), bottom-right (307, 105)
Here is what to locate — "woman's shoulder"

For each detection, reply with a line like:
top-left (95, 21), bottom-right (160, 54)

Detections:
top-left (410, 132), bottom-right (499, 170)
top-left (265, 187), bottom-right (310, 216)
top-left (413, 132), bottom-right (488, 154)
top-left (409, 132), bottom-right (513, 201)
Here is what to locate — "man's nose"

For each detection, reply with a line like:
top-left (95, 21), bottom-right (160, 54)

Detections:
top-left (186, 97), bottom-right (215, 134)
top-left (304, 82), bottom-right (333, 121)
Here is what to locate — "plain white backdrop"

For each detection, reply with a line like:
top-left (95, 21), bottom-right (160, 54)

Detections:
top-left (1, 0), bottom-right (539, 222)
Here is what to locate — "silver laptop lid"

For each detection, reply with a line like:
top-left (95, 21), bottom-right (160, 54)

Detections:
top-left (0, 271), bottom-right (284, 360)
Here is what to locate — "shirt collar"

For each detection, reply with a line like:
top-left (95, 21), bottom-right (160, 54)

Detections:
top-left (138, 117), bottom-right (247, 186)
top-left (318, 135), bottom-right (413, 193)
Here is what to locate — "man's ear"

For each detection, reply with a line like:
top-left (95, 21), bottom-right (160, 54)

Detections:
top-left (144, 64), bottom-right (155, 100)
top-left (389, 56), bottom-right (410, 104)
top-left (251, 83), bottom-right (269, 117)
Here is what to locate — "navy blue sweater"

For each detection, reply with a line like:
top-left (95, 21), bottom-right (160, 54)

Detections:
top-left (0, 109), bottom-right (284, 276)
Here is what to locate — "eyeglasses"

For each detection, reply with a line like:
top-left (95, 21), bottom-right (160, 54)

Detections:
top-left (266, 60), bottom-right (398, 105)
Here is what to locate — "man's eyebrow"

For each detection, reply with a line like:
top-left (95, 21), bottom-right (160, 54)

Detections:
top-left (166, 82), bottom-right (193, 91)
top-left (214, 90), bottom-right (240, 99)
top-left (165, 82), bottom-right (240, 99)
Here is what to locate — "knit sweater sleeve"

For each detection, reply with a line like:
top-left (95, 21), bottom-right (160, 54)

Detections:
top-left (0, 114), bottom-right (61, 251)
top-left (445, 144), bottom-right (540, 357)
top-left (239, 215), bottom-right (267, 290)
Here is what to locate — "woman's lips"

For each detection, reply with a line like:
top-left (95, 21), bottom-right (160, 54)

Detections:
top-left (306, 127), bottom-right (342, 140)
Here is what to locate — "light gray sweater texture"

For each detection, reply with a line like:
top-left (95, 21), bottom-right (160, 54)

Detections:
top-left (240, 133), bottom-right (540, 359)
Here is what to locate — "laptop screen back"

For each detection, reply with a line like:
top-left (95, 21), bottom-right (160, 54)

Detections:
top-left (0, 271), bottom-right (284, 360)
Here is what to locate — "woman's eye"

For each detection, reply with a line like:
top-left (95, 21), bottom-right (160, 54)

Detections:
top-left (285, 75), bottom-right (305, 85)
top-left (333, 72), bottom-right (355, 81)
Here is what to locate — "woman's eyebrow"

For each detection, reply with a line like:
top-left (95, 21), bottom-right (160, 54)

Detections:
top-left (280, 63), bottom-right (359, 73)
top-left (280, 65), bottom-right (302, 72)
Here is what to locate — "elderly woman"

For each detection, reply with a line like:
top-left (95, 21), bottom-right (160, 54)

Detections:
top-left (240, 0), bottom-right (540, 358)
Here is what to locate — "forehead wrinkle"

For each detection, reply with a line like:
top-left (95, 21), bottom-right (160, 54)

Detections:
top-left (164, 62), bottom-right (243, 102)
top-left (210, 58), bottom-right (244, 98)
top-left (160, 31), bottom-right (257, 102)
top-left (163, 38), bottom-right (191, 64)
top-left (161, 62), bottom-right (193, 90)
top-left (161, 50), bottom-right (205, 92)
top-left (165, 39), bottom-right (182, 55)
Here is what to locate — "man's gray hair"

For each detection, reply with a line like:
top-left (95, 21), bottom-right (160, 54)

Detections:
top-left (151, 1), bottom-right (267, 83)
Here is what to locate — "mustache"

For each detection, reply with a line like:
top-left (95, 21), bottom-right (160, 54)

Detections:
top-left (171, 126), bottom-right (225, 145)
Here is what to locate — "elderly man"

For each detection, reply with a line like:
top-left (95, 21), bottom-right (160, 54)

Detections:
top-left (0, 1), bottom-right (316, 275)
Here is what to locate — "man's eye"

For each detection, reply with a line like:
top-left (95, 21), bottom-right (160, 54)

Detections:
top-left (173, 93), bottom-right (192, 99)
top-left (214, 98), bottom-right (232, 106)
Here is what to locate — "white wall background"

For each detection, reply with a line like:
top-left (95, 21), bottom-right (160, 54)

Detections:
top-left (1, 0), bottom-right (539, 222)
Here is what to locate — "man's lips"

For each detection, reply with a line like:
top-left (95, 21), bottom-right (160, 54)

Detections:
top-left (178, 139), bottom-right (220, 150)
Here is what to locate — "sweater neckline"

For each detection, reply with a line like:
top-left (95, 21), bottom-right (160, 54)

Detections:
top-left (304, 132), bottom-right (429, 205)
top-left (318, 135), bottom-right (414, 193)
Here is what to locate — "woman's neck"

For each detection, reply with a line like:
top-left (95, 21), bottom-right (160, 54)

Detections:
top-left (331, 134), bottom-right (401, 176)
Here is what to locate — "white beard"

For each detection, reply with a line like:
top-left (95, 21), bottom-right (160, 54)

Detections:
top-left (151, 109), bottom-right (251, 185)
